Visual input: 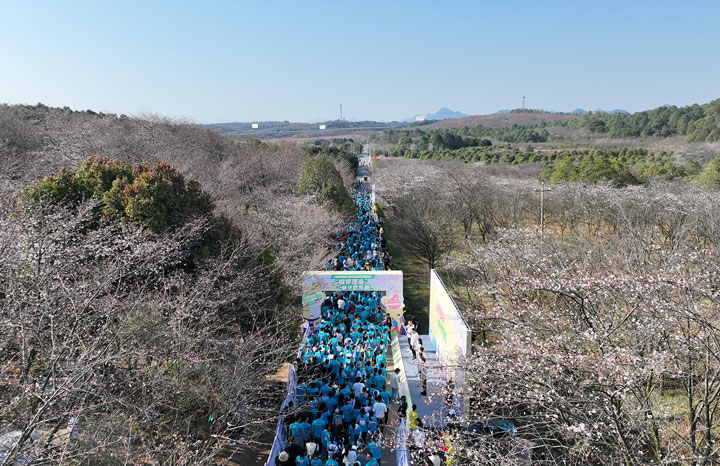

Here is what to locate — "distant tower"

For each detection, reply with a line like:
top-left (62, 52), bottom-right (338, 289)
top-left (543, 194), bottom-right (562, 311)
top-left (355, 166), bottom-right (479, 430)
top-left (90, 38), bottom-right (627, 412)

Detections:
top-left (339, 104), bottom-right (343, 121)
top-left (522, 96), bottom-right (526, 110)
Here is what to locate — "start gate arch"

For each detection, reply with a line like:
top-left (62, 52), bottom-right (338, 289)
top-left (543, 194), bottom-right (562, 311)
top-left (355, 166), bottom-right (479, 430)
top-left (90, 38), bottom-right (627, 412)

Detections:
top-left (302, 270), bottom-right (405, 328)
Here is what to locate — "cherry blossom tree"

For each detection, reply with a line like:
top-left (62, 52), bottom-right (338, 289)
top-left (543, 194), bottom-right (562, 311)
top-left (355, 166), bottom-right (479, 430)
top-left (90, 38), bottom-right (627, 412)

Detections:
top-left (0, 196), bottom-right (298, 465)
top-left (444, 228), bottom-right (720, 465)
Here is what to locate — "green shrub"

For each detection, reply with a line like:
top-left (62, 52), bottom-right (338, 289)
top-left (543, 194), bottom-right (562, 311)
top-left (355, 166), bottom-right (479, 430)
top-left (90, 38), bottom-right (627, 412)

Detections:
top-left (296, 155), bottom-right (354, 215)
top-left (24, 157), bottom-right (215, 234)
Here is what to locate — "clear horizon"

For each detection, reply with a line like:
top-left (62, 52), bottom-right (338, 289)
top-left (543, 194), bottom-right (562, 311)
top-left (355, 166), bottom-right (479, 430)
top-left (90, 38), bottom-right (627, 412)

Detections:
top-left (2, 0), bottom-right (719, 123)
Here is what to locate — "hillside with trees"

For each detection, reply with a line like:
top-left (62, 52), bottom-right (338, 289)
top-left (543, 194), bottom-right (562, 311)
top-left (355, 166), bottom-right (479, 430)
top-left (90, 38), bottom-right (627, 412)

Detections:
top-left (0, 104), bottom-right (358, 464)
top-left (369, 100), bottom-right (720, 188)
top-left (423, 111), bottom-right (580, 130)
top-left (565, 99), bottom-right (720, 141)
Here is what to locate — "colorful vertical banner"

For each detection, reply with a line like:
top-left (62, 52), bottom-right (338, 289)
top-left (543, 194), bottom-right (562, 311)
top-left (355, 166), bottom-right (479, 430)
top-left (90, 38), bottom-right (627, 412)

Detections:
top-left (429, 269), bottom-right (471, 366)
top-left (391, 334), bottom-right (412, 415)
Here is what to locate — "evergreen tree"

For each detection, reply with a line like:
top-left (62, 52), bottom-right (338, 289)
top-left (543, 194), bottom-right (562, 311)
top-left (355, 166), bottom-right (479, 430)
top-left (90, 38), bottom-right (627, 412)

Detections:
top-left (697, 158), bottom-right (720, 189)
top-left (549, 156), bottom-right (578, 183)
top-left (296, 155), bottom-right (354, 214)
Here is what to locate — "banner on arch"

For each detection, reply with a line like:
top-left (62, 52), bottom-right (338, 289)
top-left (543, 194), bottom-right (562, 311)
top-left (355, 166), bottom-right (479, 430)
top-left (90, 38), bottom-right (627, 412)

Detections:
top-left (301, 270), bottom-right (405, 326)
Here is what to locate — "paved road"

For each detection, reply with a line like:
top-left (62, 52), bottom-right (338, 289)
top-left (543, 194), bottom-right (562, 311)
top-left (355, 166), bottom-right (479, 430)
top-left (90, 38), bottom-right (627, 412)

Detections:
top-left (357, 151), bottom-right (371, 180)
top-left (399, 336), bottom-right (448, 427)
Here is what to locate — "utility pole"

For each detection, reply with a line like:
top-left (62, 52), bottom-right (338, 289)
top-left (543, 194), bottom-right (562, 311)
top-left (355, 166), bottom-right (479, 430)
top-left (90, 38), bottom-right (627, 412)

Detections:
top-left (534, 182), bottom-right (551, 239)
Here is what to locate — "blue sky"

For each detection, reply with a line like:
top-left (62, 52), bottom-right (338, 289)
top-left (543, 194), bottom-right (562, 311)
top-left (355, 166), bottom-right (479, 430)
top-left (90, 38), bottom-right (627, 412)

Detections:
top-left (1, 0), bottom-right (718, 123)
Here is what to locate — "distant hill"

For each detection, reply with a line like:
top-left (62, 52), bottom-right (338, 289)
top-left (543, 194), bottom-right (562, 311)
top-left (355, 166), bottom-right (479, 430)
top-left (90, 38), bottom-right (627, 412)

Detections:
top-left (205, 119), bottom-right (410, 140)
top-left (402, 107), bottom-right (468, 122)
top-left (426, 107), bottom-right (468, 120)
top-left (568, 108), bottom-right (630, 114)
top-left (424, 111), bottom-right (581, 130)
top-left (498, 108), bottom-right (630, 115)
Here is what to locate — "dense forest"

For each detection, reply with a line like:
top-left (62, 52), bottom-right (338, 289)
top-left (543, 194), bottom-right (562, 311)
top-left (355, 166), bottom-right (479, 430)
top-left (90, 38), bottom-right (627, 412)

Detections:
top-left (564, 98), bottom-right (720, 141)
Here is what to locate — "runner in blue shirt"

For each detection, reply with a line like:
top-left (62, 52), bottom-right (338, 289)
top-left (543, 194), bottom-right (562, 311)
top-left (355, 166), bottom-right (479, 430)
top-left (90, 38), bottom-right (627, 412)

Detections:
top-left (368, 440), bottom-right (381, 460)
top-left (368, 416), bottom-right (377, 437)
top-left (365, 453), bottom-right (379, 466)
top-left (311, 415), bottom-right (326, 442)
top-left (321, 426), bottom-right (331, 456)
top-left (320, 384), bottom-right (332, 397)
top-left (301, 416), bottom-right (312, 442)
top-left (307, 382), bottom-right (320, 398)
top-left (373, 371), bottom-right (385, 390)
top-left (289, 421), bottom-right (304, 444)
top-left (341, 402), bottom-right (354, 426)
top-left (349, 420), bottom-right (361, 443)
top-left (358, 412), bottom-right (370, 441)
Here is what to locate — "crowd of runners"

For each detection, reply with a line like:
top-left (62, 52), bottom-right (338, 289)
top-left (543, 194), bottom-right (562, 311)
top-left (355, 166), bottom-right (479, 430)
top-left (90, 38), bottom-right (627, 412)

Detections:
top-left (325, 183), bottom-right (391, 272)
top-left (275, 183), bottom-right (397, 466)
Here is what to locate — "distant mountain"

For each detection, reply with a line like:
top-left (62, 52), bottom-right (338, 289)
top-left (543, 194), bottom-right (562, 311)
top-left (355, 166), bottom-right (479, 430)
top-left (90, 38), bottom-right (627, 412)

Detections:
top-left (426, 107), bottom-right (468, 120)
top-left (401, 107), bottom-right (468, 122)
top-left (594, 109), bottom-right (630, 114)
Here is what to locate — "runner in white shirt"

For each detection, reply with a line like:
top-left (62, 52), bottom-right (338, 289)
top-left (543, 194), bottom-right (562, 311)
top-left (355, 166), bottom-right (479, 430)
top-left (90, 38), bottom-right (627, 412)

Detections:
top-left (352, 378), bottom-right (365, 397)
top-left (414, 427), bottom-right (426, 449)
top-left (406, 321), bottom-right (415, 337)
top-left (410, 330), bottom-right (419, 349)
top-left (372, 397), bottom-right (388, 433)
top-left (342, 446), bottom-right (357, 465)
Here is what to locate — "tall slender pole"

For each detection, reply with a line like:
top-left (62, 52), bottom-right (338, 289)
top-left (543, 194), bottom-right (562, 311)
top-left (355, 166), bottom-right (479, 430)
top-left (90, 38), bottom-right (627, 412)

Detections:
top-left (540, 181), bottom-right (545, 239)
top-left (534, 182), bottom-right (550, 239)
